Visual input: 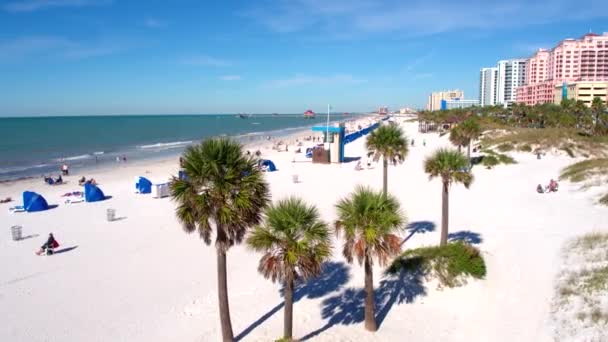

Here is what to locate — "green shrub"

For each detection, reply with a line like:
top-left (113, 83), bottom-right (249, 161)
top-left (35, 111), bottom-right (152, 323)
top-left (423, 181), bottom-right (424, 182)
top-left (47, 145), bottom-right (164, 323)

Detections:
top-left (482, 155), bottom-right (499, 169)
top-left (600, 194), bottom-right (608, 206)
top-left (560, 159), bottom-right (608, 183)
top-left (517, 144), bottom-right (532, 152)
top-left (497, 143), bottom-right (514, 152)
top-left (386, 242), bottom-right (486, 288)
top-left (561, 145), bottom-right (576, 158)
top-left (497, 154), bottom-right (517, 165)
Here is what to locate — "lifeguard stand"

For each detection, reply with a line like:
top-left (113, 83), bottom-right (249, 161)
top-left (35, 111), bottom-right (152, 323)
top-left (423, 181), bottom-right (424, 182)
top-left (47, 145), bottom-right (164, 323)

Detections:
top-left (311, 124), bottom-right (345, 163)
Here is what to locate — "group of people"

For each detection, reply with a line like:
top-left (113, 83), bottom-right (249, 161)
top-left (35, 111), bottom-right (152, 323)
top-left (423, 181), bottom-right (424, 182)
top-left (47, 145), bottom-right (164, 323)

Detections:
top-left (35, 233), bottom-right (59, 256)
top-left (537, 179), bottom-right (559, 193)
top-left (78, 177), bottom-right (97, 186)
top-left (44, 175), bottom-right (63, 185)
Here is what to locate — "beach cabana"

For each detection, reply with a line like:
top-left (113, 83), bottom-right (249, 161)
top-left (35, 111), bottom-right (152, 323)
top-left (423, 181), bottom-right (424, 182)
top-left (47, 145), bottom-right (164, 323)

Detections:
top-left (84, 183), bottom-right (106, 202)
top-left (22, 191), bottom-right (49, 212)
top-left (260, 159), bottom-right (277, 172)
top-left (135, 177), bottom-right (152, 194)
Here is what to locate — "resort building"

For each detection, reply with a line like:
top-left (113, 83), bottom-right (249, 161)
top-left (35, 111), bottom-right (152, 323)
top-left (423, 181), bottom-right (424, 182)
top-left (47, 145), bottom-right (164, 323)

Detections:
top-left (440, 98), bottom-right (479, 110)
top-left (497, 59), bottom-right (527, 107)
top-left (479, 67), bottom-right (498, 106)
top-left (553, 81), bottom-right (608, 107)
top-left (426, 89), bottom-right (464, 111)
top-left (516, 32), bottom-right (608, 106)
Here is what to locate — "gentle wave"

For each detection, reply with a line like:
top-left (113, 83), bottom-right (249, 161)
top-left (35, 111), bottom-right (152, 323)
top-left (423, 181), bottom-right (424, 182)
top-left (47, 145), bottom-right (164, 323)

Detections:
top-left (138, 141), bottom-right (193, 149)
top-left (54, 154), bottom-right (92, 162)
top-left (0, 164), bottom-right (50, 174)
top-left (93, 151), bottom-right (104, 155)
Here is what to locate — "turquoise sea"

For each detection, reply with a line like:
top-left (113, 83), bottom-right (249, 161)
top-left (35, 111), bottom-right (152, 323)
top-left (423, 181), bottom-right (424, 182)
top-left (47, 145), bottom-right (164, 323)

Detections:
top-left (0, 114), bottom-right (353, 181)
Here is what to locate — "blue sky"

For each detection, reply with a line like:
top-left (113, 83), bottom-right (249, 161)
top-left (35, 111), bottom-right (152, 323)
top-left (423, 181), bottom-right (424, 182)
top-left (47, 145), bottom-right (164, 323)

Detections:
top-left (0, 0), bottom-right (607, 116)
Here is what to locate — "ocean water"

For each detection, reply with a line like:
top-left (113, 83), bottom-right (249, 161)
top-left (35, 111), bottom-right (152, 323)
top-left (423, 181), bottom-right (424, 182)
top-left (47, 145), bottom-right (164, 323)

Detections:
top-left (0, 114), bottom-right (352, 181)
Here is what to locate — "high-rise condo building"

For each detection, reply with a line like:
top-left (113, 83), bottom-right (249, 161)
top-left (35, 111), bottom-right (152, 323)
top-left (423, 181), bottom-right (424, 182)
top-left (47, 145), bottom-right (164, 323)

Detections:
top-left (426, 90), bottom-right (464, 111)
top-left (517, 32), bottom-right (608, 106)
top-left (479, 67), bottom-right (498, 106)
top-left (497, 59), bottom-right (527, 106)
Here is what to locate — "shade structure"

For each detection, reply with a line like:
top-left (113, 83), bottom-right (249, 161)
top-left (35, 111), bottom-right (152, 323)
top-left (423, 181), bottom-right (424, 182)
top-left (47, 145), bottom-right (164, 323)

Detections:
top-left (260, 159), bottom-right (277, 172)
top-left (135, 176), bottom-right (152, 194)
top-left (84, 183), bottom-right (106, 202)
top-left (22, 191), bottom-right (49, 212)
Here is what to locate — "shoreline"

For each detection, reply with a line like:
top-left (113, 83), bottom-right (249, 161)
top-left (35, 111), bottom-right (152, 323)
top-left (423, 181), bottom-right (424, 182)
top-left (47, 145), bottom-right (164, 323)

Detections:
top-left (0, 115), bottom-right (379, 187)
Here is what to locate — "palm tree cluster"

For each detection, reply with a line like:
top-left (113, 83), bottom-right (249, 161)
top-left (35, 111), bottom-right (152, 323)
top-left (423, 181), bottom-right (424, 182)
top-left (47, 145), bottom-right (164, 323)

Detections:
top-left (420, 97), bottom-right (608, 137)
top-left (170, 127), bottom-right (474, 341)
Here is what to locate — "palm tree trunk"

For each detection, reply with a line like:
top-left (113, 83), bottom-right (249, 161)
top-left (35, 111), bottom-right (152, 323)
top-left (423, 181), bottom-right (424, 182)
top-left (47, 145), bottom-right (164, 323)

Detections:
top-left (382, 158), bottom-right (388, 196)
top-left (283, 274), bottom-right (294, 341)
top-left (458, 145), bottom-right (462, 153)
top-left (467, 142), bottom-right (471, 163)
top-left (440, 180), bottom-right (449, 246)
top-left (216, 247), bottom-right (234, 341)
top-left (364, 254), bottom-right (377, 331)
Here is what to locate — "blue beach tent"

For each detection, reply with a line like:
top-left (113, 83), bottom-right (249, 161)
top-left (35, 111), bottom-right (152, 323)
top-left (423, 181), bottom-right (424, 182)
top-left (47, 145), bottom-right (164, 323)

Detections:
top-left (84, 183), bottom-right (106, 202)
top-left (260, 159), bottom-right (277, 172)
top-left (136, 177), bottom-right (152, 194)
top-left (22, 191), bottom-right (49, 212)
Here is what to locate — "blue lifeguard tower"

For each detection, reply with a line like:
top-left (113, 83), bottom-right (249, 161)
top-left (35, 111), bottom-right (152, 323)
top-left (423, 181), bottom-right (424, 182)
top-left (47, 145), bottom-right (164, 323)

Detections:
top-left (311, 124), bottom-right (346, 163)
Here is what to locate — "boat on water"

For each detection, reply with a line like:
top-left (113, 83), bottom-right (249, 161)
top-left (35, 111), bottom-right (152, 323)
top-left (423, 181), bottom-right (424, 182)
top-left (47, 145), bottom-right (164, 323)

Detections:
top-left (238, 113), bottom-right (252, 119)
top-left (304, 110), bottom-right (315, 119)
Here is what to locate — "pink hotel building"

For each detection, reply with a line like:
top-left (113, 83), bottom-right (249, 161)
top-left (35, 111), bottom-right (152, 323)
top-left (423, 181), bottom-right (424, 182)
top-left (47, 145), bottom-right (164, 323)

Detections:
top-left (516, 33), bottom-right (608, 105)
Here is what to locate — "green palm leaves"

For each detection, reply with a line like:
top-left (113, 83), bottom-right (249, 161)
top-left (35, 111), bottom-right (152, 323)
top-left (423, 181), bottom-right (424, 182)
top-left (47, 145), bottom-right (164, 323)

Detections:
top-left (365, 124), bottom-right (409, 195)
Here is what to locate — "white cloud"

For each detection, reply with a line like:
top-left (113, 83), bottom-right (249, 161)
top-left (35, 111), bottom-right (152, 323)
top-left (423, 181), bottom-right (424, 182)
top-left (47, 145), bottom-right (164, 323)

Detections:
top-left (219, 75), bottom-right (241, 81)
top-left (180, 55), bottom-right (232, 67)
top-left (244, 0), bottom-right (608, 38)
top-left (0, 36), bottom-right (126, 61)
top-left (265, 74), bottom-right (365, 88)
top-left (3, 0), bottom-right (111, 12)
top-left (144, 18), bottom-right (167, 28)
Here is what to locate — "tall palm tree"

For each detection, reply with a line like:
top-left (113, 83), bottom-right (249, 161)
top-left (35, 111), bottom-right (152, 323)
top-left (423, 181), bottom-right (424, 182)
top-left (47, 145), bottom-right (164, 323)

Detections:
top-left (448, 125), bottom-right (467, 153)
top-left (459, 118), bottom-right (481, 162)
top-left (335, 186), bottom-right (405, 331)
top-left (365, 124), bottom-right (408, 195)
top-left (170, 138), bottom-right (270, 342)
top-left (247, 197), bottom-right (331, 341)
top-left (424, 148), bottom-right (474, 246)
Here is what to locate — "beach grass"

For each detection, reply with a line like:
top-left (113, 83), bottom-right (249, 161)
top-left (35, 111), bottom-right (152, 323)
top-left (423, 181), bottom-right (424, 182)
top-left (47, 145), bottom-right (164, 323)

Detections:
top-left (552, 232), bottom-right (608, 339)
top-left (481, 128), bottom-right (608, 158)
top-left (559, 159), bottom-right (608, 183)
top-left (387, 242), bottom-right (486, 288)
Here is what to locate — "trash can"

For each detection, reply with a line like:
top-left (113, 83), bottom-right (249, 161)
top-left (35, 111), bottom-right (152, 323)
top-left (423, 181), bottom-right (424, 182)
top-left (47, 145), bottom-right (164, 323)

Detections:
top-left (107, 208), bottom-right (116, 222)
top-left (292, 174), bottom-right (299, 183)
top-left (11, 225), bottom-right (22, 241)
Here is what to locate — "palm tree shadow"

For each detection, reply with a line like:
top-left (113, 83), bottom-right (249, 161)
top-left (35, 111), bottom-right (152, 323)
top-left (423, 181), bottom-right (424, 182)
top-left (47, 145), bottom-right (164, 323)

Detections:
top-left (301, 258), bottom-right (426, 340)
top-left (448, 230), bottom-right (483, 244)
top-left (402, 221), bottom-right (436, 245)
top-left (235, 261), bottom-right (350, 341)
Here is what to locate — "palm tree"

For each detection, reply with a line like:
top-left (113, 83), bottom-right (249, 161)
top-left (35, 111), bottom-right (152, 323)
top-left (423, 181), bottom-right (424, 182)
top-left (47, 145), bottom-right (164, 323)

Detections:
top-left (424, 148), bottom-right (473, 246)
top-left (448, 125), bottom-right (467, 153)
top-left (170, 138), bottom-right (270, 342)
top-left (365, 124), bottom-right (409, 195)
top-left (335, 186), bottom-right (405, 331)
top-left (459, 118), bottom-right (481, 162)
top-left (591, 97), bottom-right (608, 136)
top-left (247, 197), bottom-right (331, 341)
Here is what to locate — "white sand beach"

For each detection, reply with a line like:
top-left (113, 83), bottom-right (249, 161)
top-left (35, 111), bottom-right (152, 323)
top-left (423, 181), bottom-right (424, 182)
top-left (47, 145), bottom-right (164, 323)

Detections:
top-left (1, 119), bottom-right (606, 342)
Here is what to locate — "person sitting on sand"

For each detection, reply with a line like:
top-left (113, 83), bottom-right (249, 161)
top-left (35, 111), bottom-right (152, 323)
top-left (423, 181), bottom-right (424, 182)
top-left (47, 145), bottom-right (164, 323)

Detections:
top-left (355, 160), bottom-right (363, 171)
top-left (36, 233), bottom-right (59, 255)
top-left (0, 197), bottom-right (11, 203)
top-left (44, 176), bottom-right (54, 185)
top-left (86, 178), bottom-right (97, 185)
top-left (537, 184), bottom-right (544, 194)
top-left (548, 179), bottom-right (558, 192)
top-left (55, 175), bottom-right (63, 184)
top-left (78, 176), bottom-right (86, 186)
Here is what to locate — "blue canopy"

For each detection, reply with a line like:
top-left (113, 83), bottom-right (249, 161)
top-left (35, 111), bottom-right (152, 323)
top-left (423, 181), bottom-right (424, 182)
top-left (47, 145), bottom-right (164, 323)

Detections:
top-left (22, 191), bottom-right (49, 212)
top-left (260, 159), bottom-right (277, 172)
top-left (136, 176), bottom-right (152, 194)
top-left (84, 183), bottom-right (106, 202)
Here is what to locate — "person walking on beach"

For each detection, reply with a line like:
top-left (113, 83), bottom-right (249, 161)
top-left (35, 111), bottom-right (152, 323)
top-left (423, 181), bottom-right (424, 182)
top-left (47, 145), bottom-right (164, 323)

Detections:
top-left (61, 164), bottom-right (69, 176)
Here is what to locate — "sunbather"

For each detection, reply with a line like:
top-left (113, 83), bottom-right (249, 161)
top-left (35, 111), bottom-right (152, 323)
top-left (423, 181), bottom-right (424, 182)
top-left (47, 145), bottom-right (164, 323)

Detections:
top-left (537, 184), bottom-right (544, 194)
top-left (355, 161), bottom-right (363, 171)
top-left (55, 175), bottom-right (63, 184)
top-left (78, 176), bottom-right (86, 185)
top-left (36, 233), bottom-right (59, 255)
top-left (0, 197), bottom-right (11, 203)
